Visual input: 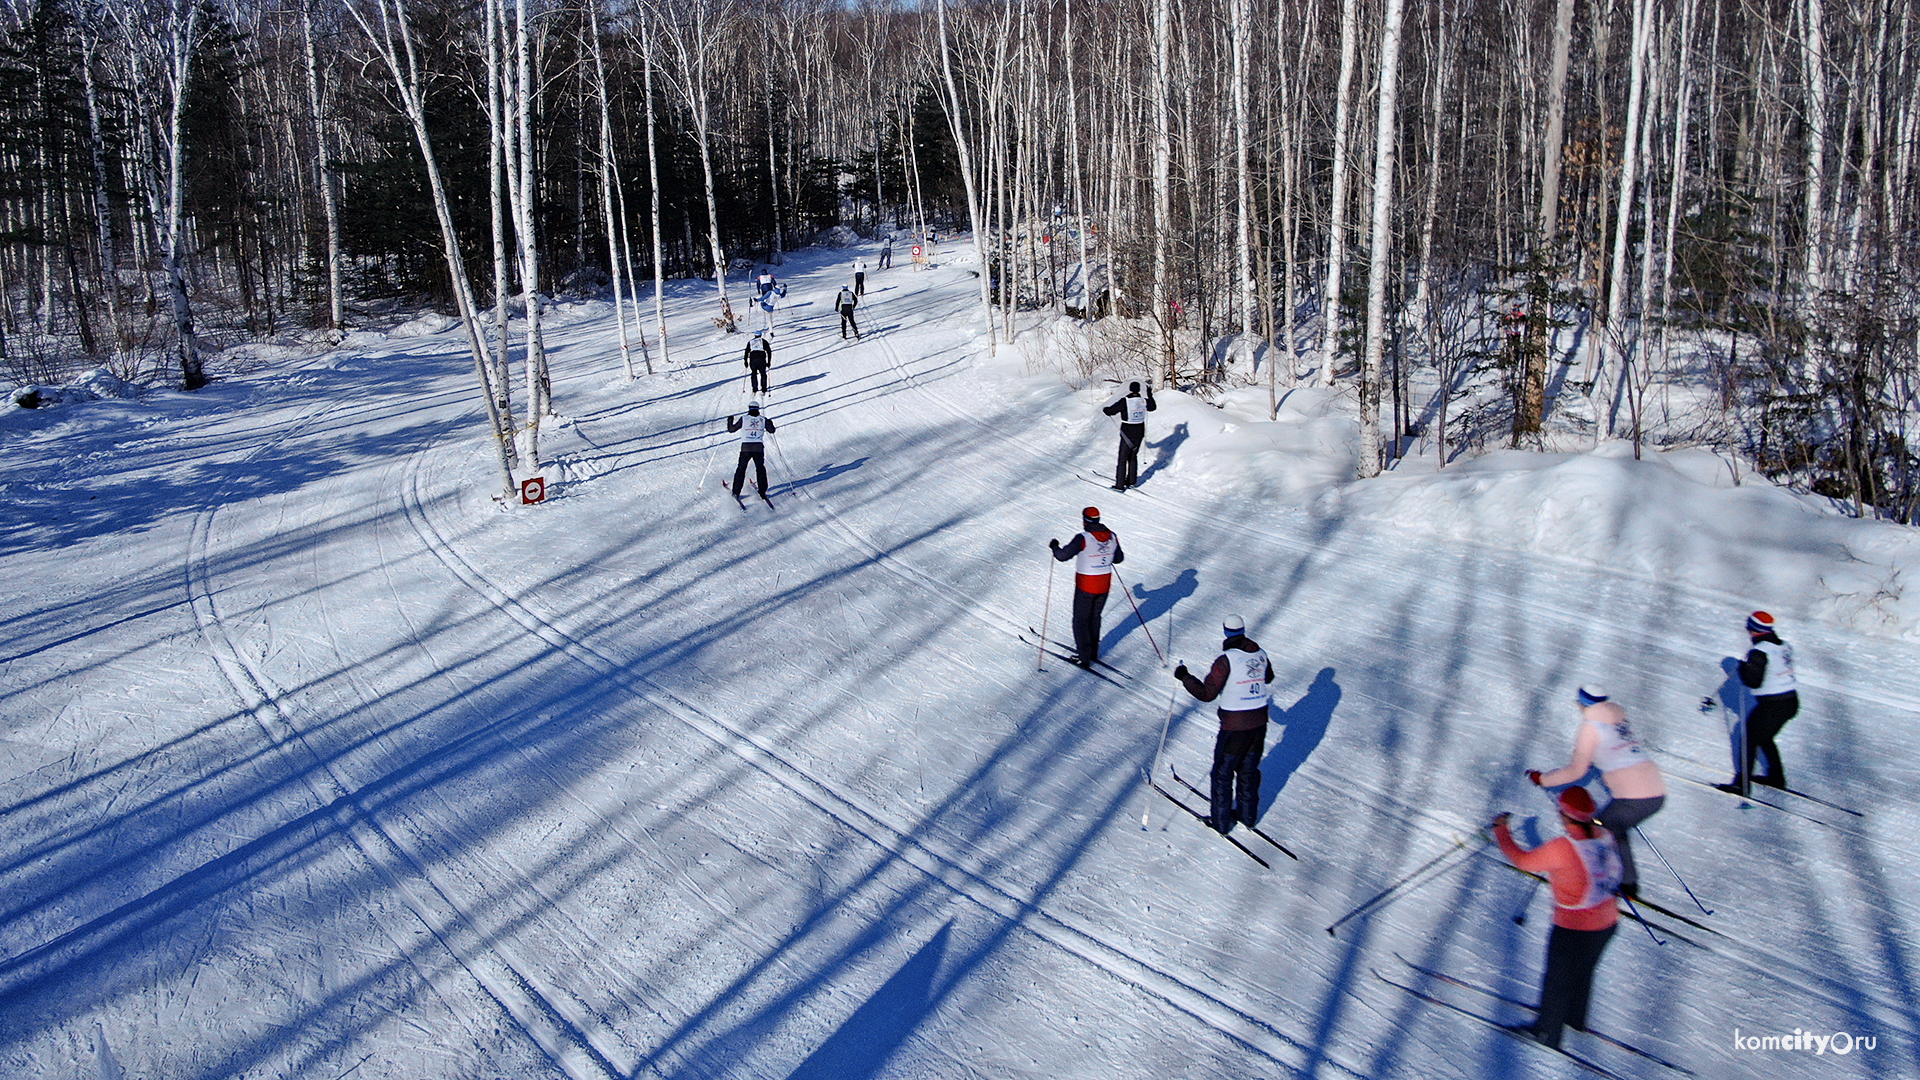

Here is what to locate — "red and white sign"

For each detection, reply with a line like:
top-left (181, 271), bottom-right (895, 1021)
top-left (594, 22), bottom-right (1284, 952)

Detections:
top-left (520, 476), bottom-right (547, 504)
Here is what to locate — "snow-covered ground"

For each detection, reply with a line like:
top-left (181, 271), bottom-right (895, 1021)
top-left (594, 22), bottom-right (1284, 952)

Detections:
top-left (4, 241), bottom-right (1917, 1079)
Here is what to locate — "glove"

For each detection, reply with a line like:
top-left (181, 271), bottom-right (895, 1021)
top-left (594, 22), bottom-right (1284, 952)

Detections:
top-left (1174, 664), bottom-right (1190, 681)
top-left (1526, 770), bottom-right (1543, 786)
top-left (1699, 696), bottom-right (1717, 713)
top-left (1491, 812), bottom-right (1511, 829)
top-left (1048, 538), bottom-right (1060, 551)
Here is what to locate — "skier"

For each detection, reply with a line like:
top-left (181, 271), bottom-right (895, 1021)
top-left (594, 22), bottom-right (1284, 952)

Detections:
top-left (727, 401), bottom-right (776, 500)
top-left (878, 235), bottom-right (894, 269)
top-left (1101, 381), bottom-right (1157, 490)
top-left (754, 270), bottom-right (785, 333)
top-left (836, 283), bottom-right (861, 340)
top-left (742, 330), bottom-right (773, 395)
top-left (1491, 786), bottom-right (1622, 1051)
top-left (852, 256), bottom-right (869, 296)
top-left (1047, 506), bottom-right (1124, 668)
top-left (1716, 611), bottom-right (1799, 795)
top-left (1174, 615), bottom-right (1275, 833)
top-left (1527, 686), bottom-right (1666, 898)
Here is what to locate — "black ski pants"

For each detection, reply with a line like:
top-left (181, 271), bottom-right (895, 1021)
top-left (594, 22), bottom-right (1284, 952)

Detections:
top-left (748, 361), bottom-right (770, 394)
top-left (1535, 923), bottom-right (1616, 1049)
top-left (854, 272), bottom-right (866, 295)
top-left (840, 306), bottom-right (860, 339)
top-left (1210, 725), bottom-right (1266, 832)
top-left (1594, 794), bottom-right (1663, 890)
top-left (1741, 691), bottom-right (1798, 790)
top-left (1115, 423), bottom-right (1146, 488)
top-left (732, 444), bottom-right (768, 496)
top-left (1070, 588), bottom-right (1109, 664)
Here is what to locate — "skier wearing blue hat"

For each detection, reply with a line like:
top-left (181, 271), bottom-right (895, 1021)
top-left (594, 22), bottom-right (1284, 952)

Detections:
top-left (1527, 685), bottom-right (1666, 897)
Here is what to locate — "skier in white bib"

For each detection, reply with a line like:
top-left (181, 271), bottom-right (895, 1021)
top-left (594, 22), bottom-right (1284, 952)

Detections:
top-left (1721, 610), bottom-right (1799, 795)
top-left (727, 401), bottom-right (776, 499)
top-left (742, 330), bottom-right (773, 395)
top-left (1174, 615), bottom-right (1274, 832)
top-left (1047, 506), bottom-right (1124, 667)
top-left (852, 257), bottom-right (869, 296)
top-left (1528, 686), bottom-right (1666, 897)
top-left (836, 284), bottom-right (861, 340)
top-left (1101, 381), bottom-right (1157, 490)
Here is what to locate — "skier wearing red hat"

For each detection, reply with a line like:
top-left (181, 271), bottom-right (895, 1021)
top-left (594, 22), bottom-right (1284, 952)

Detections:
top-left (1048, 507), bottom-right (1124, 667)
top-left (1720, 611), bottom-right (1798, 795)
top-left (1492, 786), bottom-right (1623, 1050)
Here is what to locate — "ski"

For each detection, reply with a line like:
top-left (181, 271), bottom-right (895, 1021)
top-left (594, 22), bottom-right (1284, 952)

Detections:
top-left (1373, 970), bottom-right (1634, 1080)
top-left (1674, 774), bottom-right (1847, 829)
top-left (1019, 635), bottom-right (1124, 686)
top-left (1168, 765), bottom-right (1298, 860)
top-left (759, 493), bottom-right (776, 510)
top-left (1026, 628), bottom-right (1133, 679)
top-left (1147, 777), bottom-right (1270, 868)
top-left (718, 481), bottom-right (745, 509)
top-left (1767, 785), bottom-right (1862, 816)
top-left (1393, 955), bottom-right (1698, 1075)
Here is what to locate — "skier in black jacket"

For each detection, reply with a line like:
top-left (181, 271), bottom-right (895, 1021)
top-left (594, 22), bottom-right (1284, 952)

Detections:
top-left (1102, 381), bottom-right (1157, 490)
top-left (836, 284), bottom-right (861, 340)
top-left (727, 401), bottom-right (776, 499)
top-left (743, 331), bottom-right (772, 394)
top-left (1719, 611), bottom-right (1799, 795)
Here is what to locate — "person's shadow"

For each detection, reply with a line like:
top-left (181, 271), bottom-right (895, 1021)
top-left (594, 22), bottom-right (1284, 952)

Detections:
top-left (1136, 422), bottom-right (1188, 486)
top-left (1101, 568), bottom-right (1198, 657)
top-left (1706, 656), bottom-right (1757, 777)
top-left (1259, 667), bottom-right (1341, 809)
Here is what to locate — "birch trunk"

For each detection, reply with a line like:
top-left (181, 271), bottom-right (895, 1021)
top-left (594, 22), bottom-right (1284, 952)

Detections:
top-left (1358, 0), bottom-right (1406, 478)
top-left (1317, 0), bottom-right (1360, 386)
top-left (935, 0), bottom-right (996, 350)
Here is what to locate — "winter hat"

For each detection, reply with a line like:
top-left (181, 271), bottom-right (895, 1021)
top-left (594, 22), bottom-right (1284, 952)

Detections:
top-left (753, 329), bottom-right (764, 337)
top-left (1082, 506), bottom-right (1101, 524)
top-left (1576, 685), bottom-right (1610, 708)
top-left (1747, 610), bottom-right (1776, 634)
top-left (1129, 381), bottom-right (1142, 393)
top-left (747, 401), bottom-right (761, 413)
top-left (1222, 615), bottom-right (1246, 639)
top-left (1557, 786), bottom-right (1598, 822)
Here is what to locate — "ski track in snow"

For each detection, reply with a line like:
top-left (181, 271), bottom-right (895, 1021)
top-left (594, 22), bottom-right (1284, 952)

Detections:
top-left (3, 247), bottom-right (1919, 1078)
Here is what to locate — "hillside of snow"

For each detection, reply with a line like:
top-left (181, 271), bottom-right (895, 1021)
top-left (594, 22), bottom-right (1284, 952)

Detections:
top-left (3, 239), bottom-right (1916, 1079)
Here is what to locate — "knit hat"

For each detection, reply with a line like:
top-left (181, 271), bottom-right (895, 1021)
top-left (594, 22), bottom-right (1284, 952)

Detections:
top-left (1222, 614), bottom-right (1246, 638)
top-left (1129, 381), bottom-right (1142, 393)
top-left (1558, 786), bottom-right (1598, 822)
top-left (1576, 685), bottom-right (1610, 708)
top-left (747, 401), bottom-right (761, 413)
top-left (1747, 611), bottom-right (1776, 634)
top-left (1082, 506), bottom-right (1100, 524)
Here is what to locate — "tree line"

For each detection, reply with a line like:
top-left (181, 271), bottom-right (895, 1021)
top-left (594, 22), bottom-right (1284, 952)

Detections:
top-left (4, 0), bottom-right (1916, 516)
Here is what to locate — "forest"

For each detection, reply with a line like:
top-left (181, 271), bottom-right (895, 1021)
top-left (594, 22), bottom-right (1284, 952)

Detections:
top-left (3, 0), bottom-right (1917, 517)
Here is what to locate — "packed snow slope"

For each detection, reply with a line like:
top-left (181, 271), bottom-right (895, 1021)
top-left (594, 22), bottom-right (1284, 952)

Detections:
top-left (4, 240), bottom-right (1919, 1080)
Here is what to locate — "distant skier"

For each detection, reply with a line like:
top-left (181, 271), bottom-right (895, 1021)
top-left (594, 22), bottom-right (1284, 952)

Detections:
top-left (1528, 686), bottom-right (1666, 898)
top-left (1048, 506), bottom-right (1124, 668)
top-left (727, 401), bottom-right (776, 500)
top-left (754, 270), bottom-right (785, 333)
top-left (1101, 381), bottom-right (1157, 490)
top-left (755, 268), bottom-right (780, 300)
top-left (1713, 611), bottom-right (1799, 795)
top-left (1491, 786), bottom-right (1622, 1051)
top-left (878, 236), bottom-right (893, 269)
top-left (836, 283), bottom-right (861, 340)
top-left (743, 330), bottom-right (773, 395)
top-left (852, 257), bottom-right (869, 296)
top-left (1174, 615), bottom-right (1274, 833)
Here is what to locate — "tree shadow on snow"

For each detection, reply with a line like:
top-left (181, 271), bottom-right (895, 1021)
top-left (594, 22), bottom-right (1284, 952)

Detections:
top-left (783, 922), bottom-right (952, 1080)
top-left (1259, 666), bottom-right (1341, 810)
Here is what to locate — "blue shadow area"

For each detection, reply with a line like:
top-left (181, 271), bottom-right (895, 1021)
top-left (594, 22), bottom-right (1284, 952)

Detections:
top-left (1100, 568), bottom-right (1196, 657)
top-left (783, 923), bottom-right (951, 1080)
top-left (1261, 667), bottom-right (1341, 806)
top-left (1136, 422), bottom-right (1188, 486)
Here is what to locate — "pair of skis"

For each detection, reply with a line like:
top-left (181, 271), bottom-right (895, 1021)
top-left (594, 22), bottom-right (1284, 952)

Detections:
top-left (718, 480), bottom-right (775, 510)
top-left (1146, 766), bottom-right (1298, 868)
top-left (1019, 627), bottom-right (1131, 685)
top-left (1378, 954), bottom-right (1694, 1077)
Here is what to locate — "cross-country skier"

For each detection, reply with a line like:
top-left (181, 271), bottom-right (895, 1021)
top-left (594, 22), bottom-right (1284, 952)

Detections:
top-left (754, 270), bottom-right (785, 333)
top-left (1174, 615), bottom-right (1275, 833)
top-left (1528, 686), bottom-right (1666, 898)
top-left (727, 401), bottom-right (776, 499)
top-left (743, 330), bottom-right (773, 395)
top-left (1491, 786), bottom-right (1622, 1051)
top-left (836, 283), bottom-right (861, 340)
top-left (1048, 506), bottom-right (1124, 668)
top-left (1101, 381), bottom-right (1157, 490)
top-left (852, 257), bottom-right (869, 296)
top-left (1715, 611), bottom-right (1798, 795)
top-left (878, 236), bottom-right (893, 269)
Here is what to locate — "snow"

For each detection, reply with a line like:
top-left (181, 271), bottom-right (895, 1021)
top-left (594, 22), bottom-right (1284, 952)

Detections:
top-left (3, 242), bottom-right (1917, 1080)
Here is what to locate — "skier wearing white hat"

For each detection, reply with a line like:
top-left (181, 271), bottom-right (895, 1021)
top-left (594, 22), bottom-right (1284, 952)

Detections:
top-left (1174, 615), bottom-right (1274, 833)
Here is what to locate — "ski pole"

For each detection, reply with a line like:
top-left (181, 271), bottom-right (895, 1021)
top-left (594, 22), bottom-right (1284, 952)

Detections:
top-left (1109, 565), bottom-right (1166, 665)
top-left (1326, 835), bottom-right (1478, 937)
top-left (697, 418), bottom-right (727, 490)
top-left (1145, 613), bottom-right (1177, 830)
top-left (1511, 876), bottom-right (1542, 925)
top-left (1037, 551), bottom-right (1057, 672)
top-left (1636, 826), bottom-right (1713, 915)
top-left (1619, 891), bottom-right (1667, 946)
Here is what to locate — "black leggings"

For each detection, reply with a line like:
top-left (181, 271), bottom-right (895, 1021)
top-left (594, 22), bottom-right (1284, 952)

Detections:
top-left (1594, 794), bottom-right (1664, 888)
top-left (1536, 923), bottom-right (1617, 1048)
top-left (1742, 692), bottom-right (1799, 789)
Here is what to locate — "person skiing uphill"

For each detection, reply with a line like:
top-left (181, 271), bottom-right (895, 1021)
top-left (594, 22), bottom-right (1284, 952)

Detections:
top-left (852, 257), bottom-right (869, 296)
top-left (1048, 506), bottom-right (1124, 668)
top-left (727, 401), bottom-right (776, 499)
top-left (1174, 615), bottom-right (1274, 833)
top-left (1102, 381), bottom-right (1157, 490)
top-left (742, 330), bottom-right (773, 395)
top-left (878, 235), bottom-right (894, 269)
top-left (1718, 611), bottom-right (1799, 795)
top-left (1528, 686), bottom-right (1665, 898)
top-left (754, 269), bottom-right (785, 333)
top-left (1492, 786), bottom-right (1622, 1051)
top-left (836, 283), bottom-right (861, 340)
